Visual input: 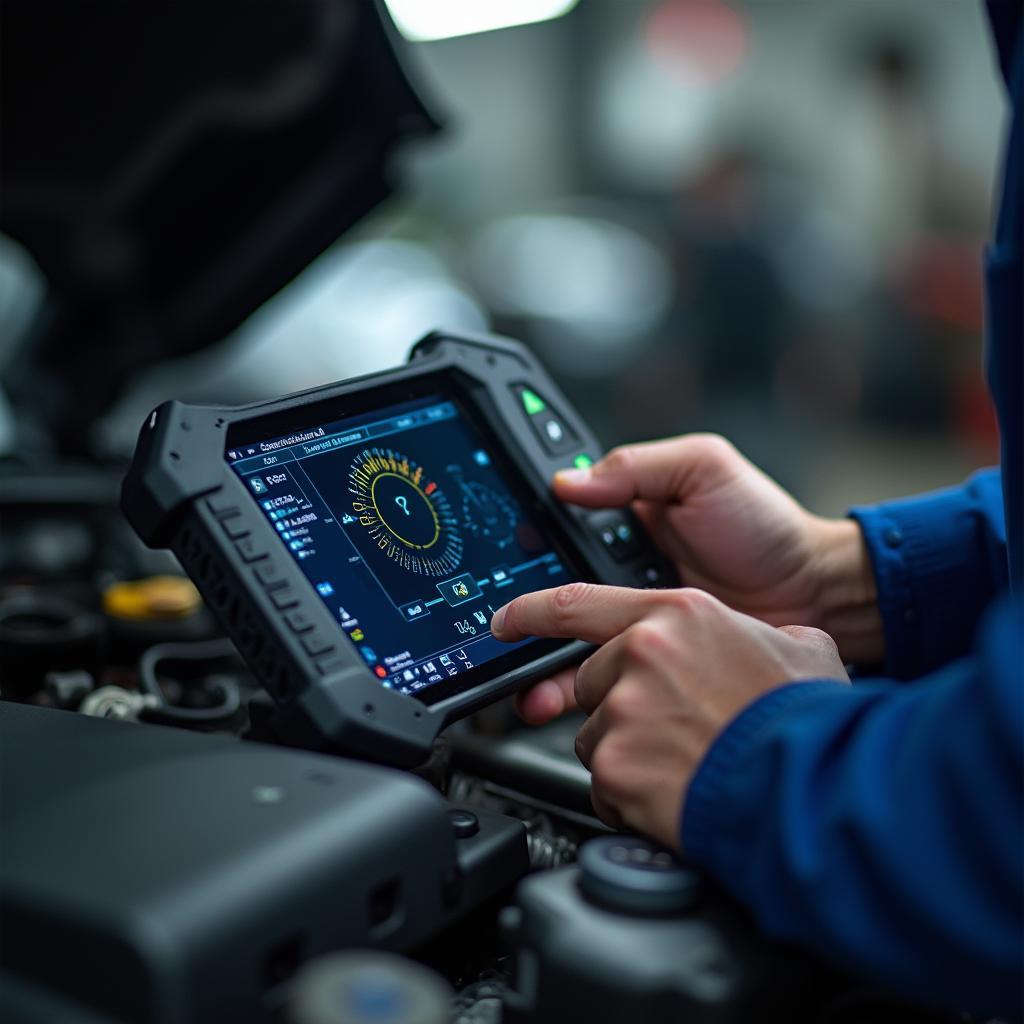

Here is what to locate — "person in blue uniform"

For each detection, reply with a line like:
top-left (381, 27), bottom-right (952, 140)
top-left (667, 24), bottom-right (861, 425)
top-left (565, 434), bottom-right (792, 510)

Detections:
top-left (491, 3), bottom-right (1022, 1018)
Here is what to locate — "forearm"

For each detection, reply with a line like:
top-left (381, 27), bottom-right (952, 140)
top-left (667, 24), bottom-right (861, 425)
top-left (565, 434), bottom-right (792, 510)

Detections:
top-left (681, 597), bottom-right (1024, 1019)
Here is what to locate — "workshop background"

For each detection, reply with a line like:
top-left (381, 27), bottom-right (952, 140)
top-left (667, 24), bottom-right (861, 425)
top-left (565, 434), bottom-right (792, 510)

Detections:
top-left (0, 0), bottom-right (1006, 514)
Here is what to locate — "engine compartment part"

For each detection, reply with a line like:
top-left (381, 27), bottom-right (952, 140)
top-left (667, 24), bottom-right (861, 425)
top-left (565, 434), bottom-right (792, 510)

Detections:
top-left (288, 951), bottom-right (453, 1024)
top-left (502, 855), bottom-right (810, 1024)
top-left (577, 835), bottom-right (702, 915)
top-left (0, 702), bottom-right (527, 1024)
top-left (102, 575), bottom-right (203, 621)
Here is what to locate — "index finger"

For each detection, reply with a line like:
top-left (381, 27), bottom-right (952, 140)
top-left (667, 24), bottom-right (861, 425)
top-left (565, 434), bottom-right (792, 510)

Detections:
top-left (491, 582), bottom-right (668, 645)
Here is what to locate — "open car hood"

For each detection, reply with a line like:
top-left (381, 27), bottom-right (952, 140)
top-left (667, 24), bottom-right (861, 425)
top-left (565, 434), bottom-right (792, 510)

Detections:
top-left (0, 0), bottom-right (440, 451)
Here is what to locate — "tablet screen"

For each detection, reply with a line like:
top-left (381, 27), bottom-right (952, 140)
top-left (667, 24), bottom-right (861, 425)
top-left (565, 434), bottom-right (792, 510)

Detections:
top-left (226, 391), bottom-right (576, 703)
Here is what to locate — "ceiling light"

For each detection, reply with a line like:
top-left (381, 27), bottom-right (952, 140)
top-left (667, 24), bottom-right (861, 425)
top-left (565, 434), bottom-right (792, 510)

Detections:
top-left (384, 0), bottom-right (579, 42)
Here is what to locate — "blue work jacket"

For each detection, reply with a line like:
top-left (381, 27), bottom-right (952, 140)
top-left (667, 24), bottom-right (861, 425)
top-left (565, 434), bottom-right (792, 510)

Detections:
top-left (681, 4), bottom-right (1023, 1018)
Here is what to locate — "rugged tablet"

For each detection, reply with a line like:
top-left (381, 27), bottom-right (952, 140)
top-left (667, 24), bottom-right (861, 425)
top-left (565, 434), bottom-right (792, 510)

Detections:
top-left (122, 332), bottom-right (678, 765)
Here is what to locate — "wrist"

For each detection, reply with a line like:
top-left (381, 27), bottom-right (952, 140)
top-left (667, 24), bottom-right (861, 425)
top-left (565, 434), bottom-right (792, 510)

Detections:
top-left (810, 517), bottom-right (884, 665)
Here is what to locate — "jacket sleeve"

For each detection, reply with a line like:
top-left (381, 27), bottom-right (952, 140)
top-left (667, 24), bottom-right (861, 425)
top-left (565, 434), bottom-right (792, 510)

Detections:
top-left (849, 468), bottom-right (1008, 680)
top-left (681, 596), bottom-right (1024, 1020)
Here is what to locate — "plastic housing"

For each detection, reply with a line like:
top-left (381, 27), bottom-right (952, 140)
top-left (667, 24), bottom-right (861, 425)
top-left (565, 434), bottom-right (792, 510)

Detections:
top-left (121, 332), bottom-right (678, 765)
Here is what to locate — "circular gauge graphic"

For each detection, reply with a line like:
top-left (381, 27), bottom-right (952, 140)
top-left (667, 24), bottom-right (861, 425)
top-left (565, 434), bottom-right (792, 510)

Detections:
top-left (348, 448), bottom-right (462, 576)
top-left (460, 481), bottom-right (518, 549)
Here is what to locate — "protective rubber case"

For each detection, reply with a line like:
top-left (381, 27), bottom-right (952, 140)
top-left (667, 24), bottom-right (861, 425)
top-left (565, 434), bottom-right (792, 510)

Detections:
top-left (122, 331), bottom-right (678, 766)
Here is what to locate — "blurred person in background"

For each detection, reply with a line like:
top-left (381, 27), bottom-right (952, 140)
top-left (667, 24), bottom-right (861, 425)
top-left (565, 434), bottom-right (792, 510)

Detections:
top-left (491, 2), bottom-right (1022, 1018)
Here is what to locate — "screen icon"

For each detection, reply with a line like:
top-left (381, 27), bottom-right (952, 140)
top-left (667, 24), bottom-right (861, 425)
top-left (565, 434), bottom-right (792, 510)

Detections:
top-left (440, 654), bottom-right (452, 666)
top-left (473, 449), bottom-right (490, 466)
top-left (249, 477), bottom-right (268, 494)
top-left (316, 582), bottom-right (334, 597)
top-left (436, 572), bottom-right (482, 607)
top-left (400, 600), bottom-right (430, 622)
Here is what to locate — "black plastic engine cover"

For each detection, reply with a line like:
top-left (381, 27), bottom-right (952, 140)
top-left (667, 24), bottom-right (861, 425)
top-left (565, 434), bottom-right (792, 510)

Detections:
top-left (0, 702), bottom-right (525, 1024)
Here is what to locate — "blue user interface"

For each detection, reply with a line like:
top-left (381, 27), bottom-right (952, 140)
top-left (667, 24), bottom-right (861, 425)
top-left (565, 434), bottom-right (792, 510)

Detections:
top-left (226, 395), bottom-right (571, 698)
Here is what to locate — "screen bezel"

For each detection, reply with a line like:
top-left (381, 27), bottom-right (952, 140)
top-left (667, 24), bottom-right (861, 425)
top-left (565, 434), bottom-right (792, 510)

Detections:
top-left (225, 371), bottom-right (592, 707)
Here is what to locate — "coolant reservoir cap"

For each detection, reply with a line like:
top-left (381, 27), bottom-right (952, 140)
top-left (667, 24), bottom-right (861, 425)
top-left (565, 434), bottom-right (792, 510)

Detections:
top-left (103, 576), bottom-right (201, 621)
top-left (578, 835), bottom-right (702, 914)
top-left (288, 951), bottom-right (452, 1024)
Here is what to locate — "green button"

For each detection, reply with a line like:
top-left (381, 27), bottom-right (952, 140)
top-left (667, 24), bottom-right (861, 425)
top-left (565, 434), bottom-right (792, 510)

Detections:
top-left (573, 453), bottom-right (594, 469)
top-left (520, 388), bottom-right (546, 415)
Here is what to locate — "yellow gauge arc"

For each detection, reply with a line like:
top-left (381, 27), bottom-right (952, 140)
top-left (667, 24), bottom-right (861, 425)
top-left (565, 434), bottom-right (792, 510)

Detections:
top-left (348, 446), bottom-right (463, 577)
top-left (370, 471), bottom-right (440, 550)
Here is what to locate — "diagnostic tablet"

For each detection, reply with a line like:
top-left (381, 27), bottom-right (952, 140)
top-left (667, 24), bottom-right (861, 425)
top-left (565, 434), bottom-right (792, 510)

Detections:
top-left (123, 332), bottom-right (677, 765)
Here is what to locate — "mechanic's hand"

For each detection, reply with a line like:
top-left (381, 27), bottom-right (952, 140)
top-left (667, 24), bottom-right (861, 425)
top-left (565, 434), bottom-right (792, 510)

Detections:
top-left (492, 584), bottom-right (849, 848)
top-left (558, 436), bottom-right (855, 625)
top-left (517, 436), bottom-right (878, 724)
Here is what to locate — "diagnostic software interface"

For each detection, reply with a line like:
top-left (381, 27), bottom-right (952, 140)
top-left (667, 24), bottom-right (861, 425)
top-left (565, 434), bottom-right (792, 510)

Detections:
top-left (226, 395), bottom-right (571, 699)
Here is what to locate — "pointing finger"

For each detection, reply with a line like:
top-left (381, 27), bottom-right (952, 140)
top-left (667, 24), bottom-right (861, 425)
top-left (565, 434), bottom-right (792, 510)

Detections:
top-left (491, 583), bottom-right (670, 645)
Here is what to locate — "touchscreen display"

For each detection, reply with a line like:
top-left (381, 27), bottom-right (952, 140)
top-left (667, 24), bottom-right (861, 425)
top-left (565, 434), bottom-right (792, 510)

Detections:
top-left (226, 393), bottom-right (573, 701)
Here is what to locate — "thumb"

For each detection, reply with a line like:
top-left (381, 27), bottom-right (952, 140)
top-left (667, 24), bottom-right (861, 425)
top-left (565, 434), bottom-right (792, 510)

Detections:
top-left (553, 435), bottom-right (736, 509)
